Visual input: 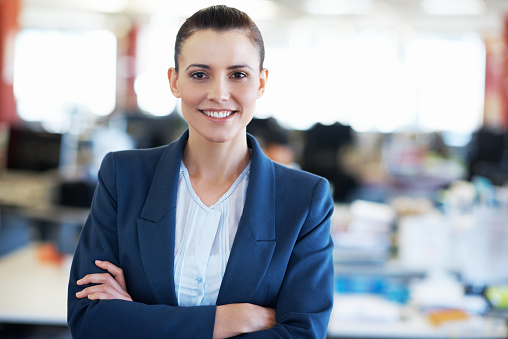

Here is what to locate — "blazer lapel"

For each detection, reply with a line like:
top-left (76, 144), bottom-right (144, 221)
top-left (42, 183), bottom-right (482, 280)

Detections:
top-left (217, 134), bottom-right (277, 305)
top-left (135, 131), bottom-right (276, 306)
top-left (137, 131), bottom-right (188, 305)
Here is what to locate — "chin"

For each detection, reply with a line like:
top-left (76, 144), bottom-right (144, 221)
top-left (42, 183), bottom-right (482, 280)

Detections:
top-left (196, 130), bottom-right (233, 144)
top-left (187, 121), bottom-right (248, 145)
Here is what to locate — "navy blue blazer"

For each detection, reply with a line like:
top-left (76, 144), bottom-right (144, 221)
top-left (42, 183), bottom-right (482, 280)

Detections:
top-left (68, 131), bottom-right (334, 338)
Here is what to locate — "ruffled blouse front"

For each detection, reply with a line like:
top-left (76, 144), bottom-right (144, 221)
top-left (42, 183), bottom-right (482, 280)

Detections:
top-left (174, 161), bottom-right (250, 306)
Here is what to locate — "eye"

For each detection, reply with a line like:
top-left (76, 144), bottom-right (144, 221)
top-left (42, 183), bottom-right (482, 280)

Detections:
top-left (190, 72), bottom-right (208, 79)
top-left (231, 72), bottom-right (247, 79)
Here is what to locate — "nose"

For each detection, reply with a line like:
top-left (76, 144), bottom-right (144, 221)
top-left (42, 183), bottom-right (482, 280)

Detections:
top-left (207, 77), bottom-right (230, 102)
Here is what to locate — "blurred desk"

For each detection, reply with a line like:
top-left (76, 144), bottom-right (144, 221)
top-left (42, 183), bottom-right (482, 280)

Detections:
top-left (0, 203), bottom-right (89, 254)
top-left (327, 295), bottom-right (508, 339)
top-left (0, 243), bottom-right (70, 326)
top-left (0, 170), bottom-right (90, 232)
top-left (20, 205), bottom-right (89, 226)
top-left (0, 200), bottom-right (89, 232)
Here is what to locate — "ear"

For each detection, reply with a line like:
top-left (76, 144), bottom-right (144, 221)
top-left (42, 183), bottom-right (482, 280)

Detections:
top-left (257, 68), bottom-right (269, 99)
top-left (168, 67), bottom-right (181, 98)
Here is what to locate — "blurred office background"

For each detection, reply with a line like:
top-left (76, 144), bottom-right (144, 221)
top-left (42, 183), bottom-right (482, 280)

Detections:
top-left (1, 0), bottom-right (508, 338)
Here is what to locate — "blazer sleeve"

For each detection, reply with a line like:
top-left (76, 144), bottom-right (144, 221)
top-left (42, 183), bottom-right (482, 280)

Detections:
top-left (241, 177), bottom-right (335, 338)
top-left (67, 152), bottom-right (217, 339)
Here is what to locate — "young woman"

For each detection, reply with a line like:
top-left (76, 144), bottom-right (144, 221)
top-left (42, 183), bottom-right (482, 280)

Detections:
top-left (68, 5), bottom-right (334, 338)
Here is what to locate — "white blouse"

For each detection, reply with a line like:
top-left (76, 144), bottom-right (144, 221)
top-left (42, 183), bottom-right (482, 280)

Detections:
top-left (174, 161), bottom-right (250, 306)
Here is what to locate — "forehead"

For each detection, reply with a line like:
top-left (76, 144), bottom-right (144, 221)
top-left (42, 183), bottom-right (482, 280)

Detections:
top-left (179, 29), bottom-right (259, 68)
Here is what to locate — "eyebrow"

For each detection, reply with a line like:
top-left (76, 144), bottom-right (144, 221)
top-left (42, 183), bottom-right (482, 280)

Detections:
top-left (185, 64), bottom-right (254, 71)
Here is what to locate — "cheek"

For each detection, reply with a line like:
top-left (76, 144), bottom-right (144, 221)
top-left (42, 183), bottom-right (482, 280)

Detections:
top-left (236, 83), bottom-right (260, 107)
top-left (179, 89), bottom-right (203, 122)
top-left (179, 86), bottom-right (203, 106)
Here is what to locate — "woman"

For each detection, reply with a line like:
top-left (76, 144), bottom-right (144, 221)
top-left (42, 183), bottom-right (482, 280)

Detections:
top-left (68, 5), bottom-right (334, 338)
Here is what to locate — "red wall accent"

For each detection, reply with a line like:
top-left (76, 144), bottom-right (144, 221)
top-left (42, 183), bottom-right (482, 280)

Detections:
top-left (126, 24), bottom-right (139, 111)
top-left (502, 16), bottom-right (508, 129)
top-left (484, 35), bottom-right (504, 129)
top-left (0, 0), bottom-right (20, 124)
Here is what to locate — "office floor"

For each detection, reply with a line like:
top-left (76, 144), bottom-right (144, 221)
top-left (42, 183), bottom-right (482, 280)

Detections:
top-left (0, 324), bottom-right (71, 339)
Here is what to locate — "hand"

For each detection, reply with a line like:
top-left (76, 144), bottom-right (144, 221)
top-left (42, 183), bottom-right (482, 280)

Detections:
top-left (76, 260), bottom-right (132, 302)
top-left (213, 303), bottom-right (276, 338)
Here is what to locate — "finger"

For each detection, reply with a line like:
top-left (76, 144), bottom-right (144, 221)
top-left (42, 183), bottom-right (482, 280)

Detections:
top-left (87, 291), bottom-right (131, 301)
top-left (267, 308), bottom-right (277, 328)
top-left (94, 260), bottom-right (128, 290)
top-left (76, 284), bottom-right (116, 298)
top-left (76, 284), bottom-right (132, 301)
top-left (77, 272), bottom-right (119, 286)
top-left (87, 292), bottom-right (113, 300)
top-left (94, 260), bottom-right (123, 277)
top-left (77, 273), bottom-right (124, 295)
top-left (249, 305), bottom-right (276, 331)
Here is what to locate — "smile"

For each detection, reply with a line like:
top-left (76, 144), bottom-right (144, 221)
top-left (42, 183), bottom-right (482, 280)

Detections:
top-left (201, 110), bottom-right (234, 118)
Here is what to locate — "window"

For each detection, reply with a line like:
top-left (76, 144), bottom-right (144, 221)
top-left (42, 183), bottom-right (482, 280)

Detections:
top-left (258, 30), bottom-right (485, 133)
top-left (13, 29), bottom-right (117, 132)
top-left (406, 35), bottom-right (485, 132)
top-left (134, 23), bottom-right (178, 117)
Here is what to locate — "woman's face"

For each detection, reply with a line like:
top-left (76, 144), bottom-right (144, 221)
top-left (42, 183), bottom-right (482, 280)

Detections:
top-left (168, 29), bottom-right (268, 145)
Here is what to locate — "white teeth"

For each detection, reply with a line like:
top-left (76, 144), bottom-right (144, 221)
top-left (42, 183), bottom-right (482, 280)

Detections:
top-left (203, 110), bottom-right (233, 118)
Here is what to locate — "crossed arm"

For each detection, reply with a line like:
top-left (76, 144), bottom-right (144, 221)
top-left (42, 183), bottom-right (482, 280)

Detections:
top-left (75, 260), bottom-right (276, 338)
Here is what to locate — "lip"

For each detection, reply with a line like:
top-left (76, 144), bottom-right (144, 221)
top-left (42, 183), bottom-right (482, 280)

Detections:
top-left (199, 109), bottom-right (237, 120)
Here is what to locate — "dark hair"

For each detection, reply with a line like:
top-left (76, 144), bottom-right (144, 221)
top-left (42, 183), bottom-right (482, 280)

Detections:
top-left (174, 5), bottom-right (265, 71)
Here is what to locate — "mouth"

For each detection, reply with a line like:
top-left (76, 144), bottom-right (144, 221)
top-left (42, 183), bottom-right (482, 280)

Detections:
top-left (200, 110), bottom-right (236, 119)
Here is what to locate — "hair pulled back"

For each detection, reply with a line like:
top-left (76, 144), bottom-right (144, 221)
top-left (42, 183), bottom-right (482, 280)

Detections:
top-left (174, 5), bottom-right (265, 71)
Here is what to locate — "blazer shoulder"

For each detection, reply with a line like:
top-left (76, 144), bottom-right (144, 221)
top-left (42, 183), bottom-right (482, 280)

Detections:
top-left (110, 145), bottom-right (168, 163)
top-left (99, 144), bottom-right (172, 180)
top-left (274, 162), bottom-right (328, 189)
top-left (273, 162), bottom-right (332, 212)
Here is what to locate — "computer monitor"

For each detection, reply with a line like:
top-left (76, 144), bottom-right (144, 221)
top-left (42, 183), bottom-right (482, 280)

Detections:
top-left (6, 126), bottom-right (62, 172)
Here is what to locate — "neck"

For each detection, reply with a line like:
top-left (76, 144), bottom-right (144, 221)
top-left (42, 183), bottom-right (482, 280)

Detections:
top-left (182, 130), bottom-right (250, 184)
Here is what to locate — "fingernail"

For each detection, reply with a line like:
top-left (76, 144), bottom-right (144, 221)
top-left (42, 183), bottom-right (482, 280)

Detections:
top-left (95, 260), bottom-right (102, 264)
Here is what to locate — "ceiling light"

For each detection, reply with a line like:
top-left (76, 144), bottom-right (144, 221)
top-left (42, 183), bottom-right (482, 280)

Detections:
top-left (157, 0), bottom-right (279, 20)
top-left (77, 0), bottom-right (128, 13)
top-left (304, 0), bottom-right (373, 15)
top-left (421, 0), bottom-right (486, 16)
